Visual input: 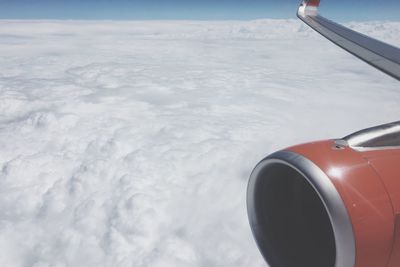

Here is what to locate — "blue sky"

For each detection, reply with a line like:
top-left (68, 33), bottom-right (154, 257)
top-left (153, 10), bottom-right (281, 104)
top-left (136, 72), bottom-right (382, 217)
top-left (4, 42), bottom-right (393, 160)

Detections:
top-left (0, 0), bottom-right (399, 21)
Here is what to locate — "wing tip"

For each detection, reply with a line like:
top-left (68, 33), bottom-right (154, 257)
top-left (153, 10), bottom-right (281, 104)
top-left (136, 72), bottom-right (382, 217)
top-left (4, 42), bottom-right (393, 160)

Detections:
top-left (298, 0), bottom-right (320, 17)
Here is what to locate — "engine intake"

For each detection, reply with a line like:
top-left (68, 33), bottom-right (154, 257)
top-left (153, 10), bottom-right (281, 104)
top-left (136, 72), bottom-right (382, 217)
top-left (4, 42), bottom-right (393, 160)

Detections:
top-left (247, 122), bottom-right (400, 267)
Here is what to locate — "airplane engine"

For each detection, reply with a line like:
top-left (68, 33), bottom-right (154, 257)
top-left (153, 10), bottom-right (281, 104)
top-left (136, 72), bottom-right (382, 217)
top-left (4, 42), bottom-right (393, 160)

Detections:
top-left (247, 122), bottom-right (400, 267)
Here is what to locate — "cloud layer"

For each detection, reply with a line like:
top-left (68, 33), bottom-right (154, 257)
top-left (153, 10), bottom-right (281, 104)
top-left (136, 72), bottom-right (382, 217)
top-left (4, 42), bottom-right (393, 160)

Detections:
top-left (0, 20), bottom-right (399, 267)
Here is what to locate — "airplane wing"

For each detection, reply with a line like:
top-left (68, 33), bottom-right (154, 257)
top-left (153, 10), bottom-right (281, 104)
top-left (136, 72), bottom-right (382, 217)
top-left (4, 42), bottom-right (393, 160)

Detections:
top-left (297, 0), bottom-right (400, 81)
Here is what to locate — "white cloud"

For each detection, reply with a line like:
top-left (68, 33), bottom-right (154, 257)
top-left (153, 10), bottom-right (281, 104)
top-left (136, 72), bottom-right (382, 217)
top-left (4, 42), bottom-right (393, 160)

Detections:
top-left (0, 19), bottom-right (399, 267)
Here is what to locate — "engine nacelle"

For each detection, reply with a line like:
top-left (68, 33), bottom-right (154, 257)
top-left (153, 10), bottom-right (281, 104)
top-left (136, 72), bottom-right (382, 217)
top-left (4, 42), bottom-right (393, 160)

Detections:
top-left (247, 122), bottom-right (400, 267)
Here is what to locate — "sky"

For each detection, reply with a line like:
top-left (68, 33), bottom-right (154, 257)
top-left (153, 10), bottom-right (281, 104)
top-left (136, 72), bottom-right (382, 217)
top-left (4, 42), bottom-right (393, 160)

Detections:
top-left (0, 0), bottom-right (399, 21)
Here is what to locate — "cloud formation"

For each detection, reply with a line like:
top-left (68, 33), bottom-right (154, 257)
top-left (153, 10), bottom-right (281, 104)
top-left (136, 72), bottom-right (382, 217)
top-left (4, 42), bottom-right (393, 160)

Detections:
top-left (0, 20), bottom-right (399, 267)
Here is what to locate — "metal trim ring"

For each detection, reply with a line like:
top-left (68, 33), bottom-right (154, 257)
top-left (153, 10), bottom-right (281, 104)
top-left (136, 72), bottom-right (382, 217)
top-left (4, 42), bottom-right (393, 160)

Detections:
top-left (247, 150), bottom-right (356, 267)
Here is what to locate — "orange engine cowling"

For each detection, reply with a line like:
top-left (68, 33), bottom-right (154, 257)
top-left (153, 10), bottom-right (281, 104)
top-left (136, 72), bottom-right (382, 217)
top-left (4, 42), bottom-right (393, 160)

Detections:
top-left (247, 122), bottom-right (400, 267)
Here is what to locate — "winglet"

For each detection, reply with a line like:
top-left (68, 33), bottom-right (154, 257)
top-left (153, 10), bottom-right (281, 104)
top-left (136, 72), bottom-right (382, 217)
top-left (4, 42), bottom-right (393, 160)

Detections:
top-left (297, 0), bottom-right (320, 17)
